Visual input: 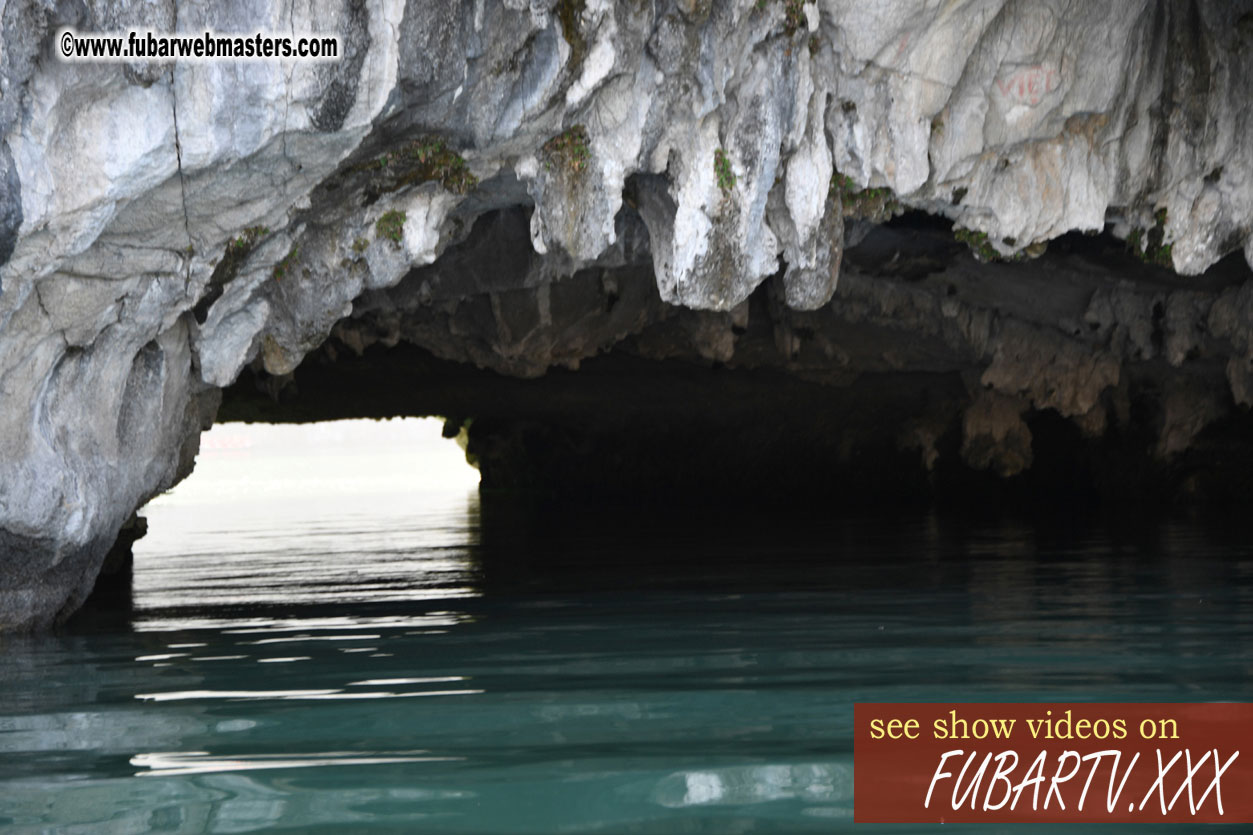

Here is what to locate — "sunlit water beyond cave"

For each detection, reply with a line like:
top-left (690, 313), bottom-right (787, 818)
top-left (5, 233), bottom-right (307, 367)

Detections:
top-left (1, 418), bottom-right (1252, 833)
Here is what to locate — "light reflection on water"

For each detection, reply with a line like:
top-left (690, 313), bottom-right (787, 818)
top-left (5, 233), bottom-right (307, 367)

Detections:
top-left (133, 418), bottom-right (482, 614)
top-left (1, 420), bottom-right (1252, 832)
top-left (130, 750), bottom-right (460, 777)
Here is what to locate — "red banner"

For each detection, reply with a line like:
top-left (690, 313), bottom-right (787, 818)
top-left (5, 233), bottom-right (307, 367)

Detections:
top-left (854, 703), bottom-right (1253, 823)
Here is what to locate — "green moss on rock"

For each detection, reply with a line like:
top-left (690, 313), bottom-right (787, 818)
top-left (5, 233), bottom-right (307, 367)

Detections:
top-left (376, 210), bottom-right (406, 246)
top-left (213, 225), bottom-right (270, 284)
top-left (782, 0), bottom-right (806, 35)
top-left (542, 125), bottom-right (591, 174)
top-left (955, 228), bottom-right (998, 262)
top-left (272, 245), bottom-right (299, 281)
top-left (714, 148), bottom-right (735, 192)
top-left (831, 171), bottom-right (901, 223)
top-left (1127, 207), bottom-right (1173, 268)
top-left (954, 228), bottom-right (1036, 263)
top-left (359, 137), bottom-right (478, 197)
top-left (756, 0), bottom-right (806, 36)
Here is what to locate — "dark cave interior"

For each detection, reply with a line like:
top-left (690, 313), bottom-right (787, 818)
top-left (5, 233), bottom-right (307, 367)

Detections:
top-left (214, 210), bottom-right (1253, 516)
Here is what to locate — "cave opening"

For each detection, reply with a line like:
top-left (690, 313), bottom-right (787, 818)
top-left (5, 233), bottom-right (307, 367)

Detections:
top-left (81, 418), bottom-right (482, 628)
top-left (67, 204), bottom-right (1253, 631)
top-left (204, 204), bottom-right (1253, 522)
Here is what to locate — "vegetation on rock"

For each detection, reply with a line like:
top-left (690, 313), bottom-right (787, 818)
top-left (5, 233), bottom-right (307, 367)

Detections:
top-left (229, 225), bottom-right (270, 254)
top-left (755, 0), bottom-right (807, 36)
top-left (952, 228), bottom-right (1046, 263)
top-left (272, 245), bottom-right (299, 281)
top-left (212, 225), bottom-right (270, 284)
top-left (1127, 207), bottom-right (1173, 268)
top-left (954, 228), bottom-right (1005, 262)
top-left (832, 171), bottom-right (900, 222)
top-left (542, 125), bottom-right (592, 175)
top-left (376, 210), bottom-right (407, 245)
top-left (714, 148), bottom-right (735, 193)
top-left (362, 138), bottom-right (478, 196)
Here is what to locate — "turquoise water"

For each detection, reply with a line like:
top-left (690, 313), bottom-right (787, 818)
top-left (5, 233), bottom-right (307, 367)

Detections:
top-left (2, 424), bottom-right (1252, 833)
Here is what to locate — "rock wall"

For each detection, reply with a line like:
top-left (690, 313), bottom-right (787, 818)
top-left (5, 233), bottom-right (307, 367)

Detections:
top-left (2, 0), bottom-right (1253, 629)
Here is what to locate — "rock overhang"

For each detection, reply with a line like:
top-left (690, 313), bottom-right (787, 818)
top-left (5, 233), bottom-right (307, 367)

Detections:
top-left (2, 0), bottom-right (1253, 629)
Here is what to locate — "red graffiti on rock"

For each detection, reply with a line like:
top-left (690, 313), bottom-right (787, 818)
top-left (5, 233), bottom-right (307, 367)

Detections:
top-left (995, 65), bottom-right (1061, 106)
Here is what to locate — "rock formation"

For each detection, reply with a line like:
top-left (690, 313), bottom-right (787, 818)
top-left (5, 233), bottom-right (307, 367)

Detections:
top-left (2, 0), bottom-right (1253, 630)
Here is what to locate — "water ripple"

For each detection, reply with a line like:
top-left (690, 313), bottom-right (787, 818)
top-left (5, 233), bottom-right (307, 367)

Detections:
top-left (132, 750), bottom-right (461, 777)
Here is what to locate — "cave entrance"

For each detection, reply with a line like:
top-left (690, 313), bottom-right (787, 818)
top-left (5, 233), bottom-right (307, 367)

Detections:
top-left (125, 418), bottom-right (481, 628)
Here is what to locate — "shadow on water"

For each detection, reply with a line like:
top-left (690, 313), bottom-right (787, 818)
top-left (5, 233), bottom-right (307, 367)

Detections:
top-left (8, 490), bottom-right (1253, 833)
top-left (468, 490), bottom-right (1253, 604)
top-left (70, 489), bottom-right (1253, 632)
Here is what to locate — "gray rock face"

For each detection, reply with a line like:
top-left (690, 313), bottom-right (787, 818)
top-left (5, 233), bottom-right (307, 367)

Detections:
top-left (2, 0), bottom-right (1253, 629)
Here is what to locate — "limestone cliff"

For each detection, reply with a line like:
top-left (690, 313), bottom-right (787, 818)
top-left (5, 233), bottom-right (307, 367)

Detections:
top-left (2, 0), bottom-right (1253, 630)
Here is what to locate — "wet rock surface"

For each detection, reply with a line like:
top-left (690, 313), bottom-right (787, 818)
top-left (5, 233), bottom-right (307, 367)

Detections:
top-left (3, 0), bottom-right (1253, 629)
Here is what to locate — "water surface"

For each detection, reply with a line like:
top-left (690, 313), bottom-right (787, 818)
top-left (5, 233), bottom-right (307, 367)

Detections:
top-left (2, 420), bottom-right (1250, 833)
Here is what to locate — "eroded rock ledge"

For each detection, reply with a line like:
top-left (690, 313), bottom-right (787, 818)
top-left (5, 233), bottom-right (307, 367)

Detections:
top-left (223, 208), bottom-right (1253, 502)
top-left (3, 0), bottom-right (1253, 629)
